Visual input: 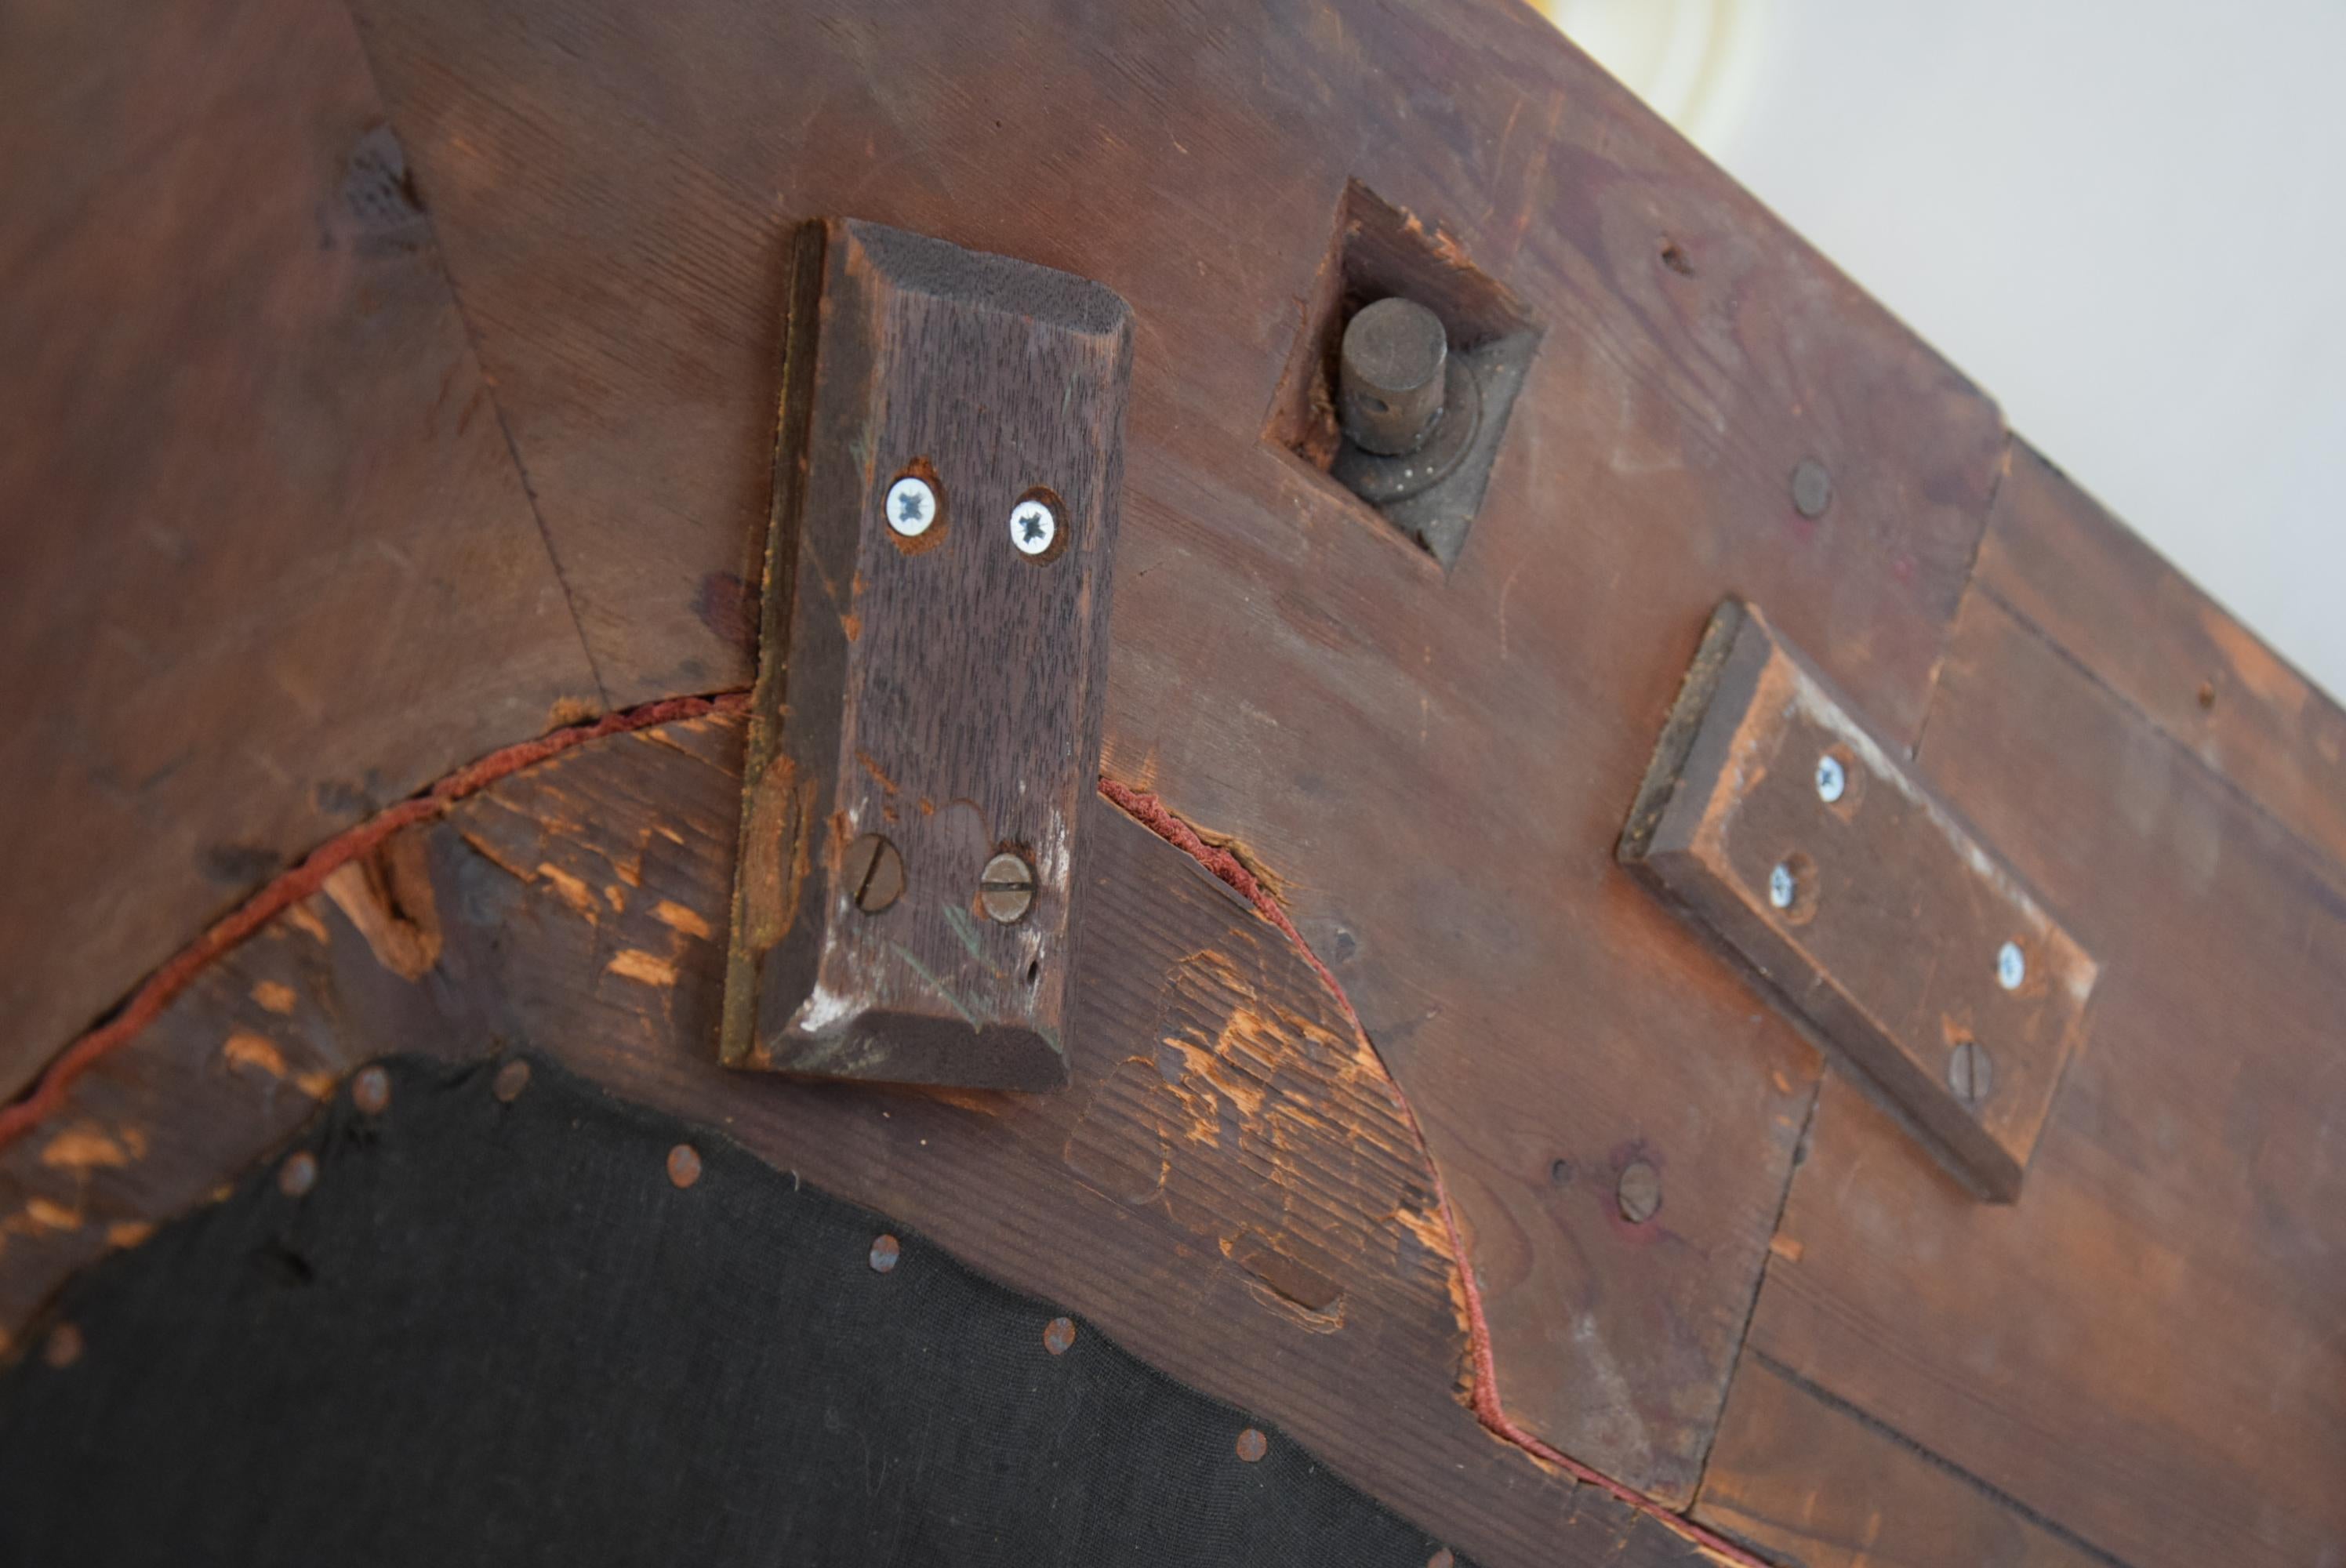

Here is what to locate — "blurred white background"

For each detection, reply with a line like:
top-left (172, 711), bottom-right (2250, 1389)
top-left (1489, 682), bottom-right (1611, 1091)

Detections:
top-left (1537, 0), bottom-right (2346, 704)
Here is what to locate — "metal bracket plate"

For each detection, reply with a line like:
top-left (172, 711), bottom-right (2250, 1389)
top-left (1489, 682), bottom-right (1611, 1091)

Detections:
top-left (1621, 601), bottom-right (2098, 1200)
top-left (718, 220), bottom-right (1133, 1090)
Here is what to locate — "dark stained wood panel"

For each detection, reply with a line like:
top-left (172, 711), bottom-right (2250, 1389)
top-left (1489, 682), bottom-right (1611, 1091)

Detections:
top-left (0, 712), bottom-right (1726, 1568)
top-left (1622, 599), bottom-right (2097, 1202)
top-left (348, 0), bottom-right (2007, 1496)
top-left (1977, 441), bottom-right (2346, 873)
top-left (1697, 1355), bottom-right (2112, 1568)
top-left (0, 0), bottom-right (601, 1099)
top-left (723, 220), bottom-right (1133, 1090)
top-left (1740, 590), bottom-right (2346, 1567)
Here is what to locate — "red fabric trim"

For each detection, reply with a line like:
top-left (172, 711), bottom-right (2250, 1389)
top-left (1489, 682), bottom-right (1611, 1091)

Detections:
top-left (1099, 777), bottom-right (1766, 1566)
top-left (0, 693), bottom-right (750, 1155)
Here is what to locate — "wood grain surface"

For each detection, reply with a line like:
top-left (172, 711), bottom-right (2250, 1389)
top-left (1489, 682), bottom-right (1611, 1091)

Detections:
top-left (0, 0), bottom-right (601, 1098)
top-left (1977, 441), bottom-right (2346, 870)
top-left (0, 712), bottom-right (1721, 1568)
top-left (724, 220), bottom-right (1132, 1089)
top-left (1697, 1355), bottom-right (2114, 1568)
top-left (1622, 600), bottom-right (2096, 1201)
top-left (344, 0), bottom-right (2006, 1496)
top-left (1723, 587), bottom-right (2346, 1566)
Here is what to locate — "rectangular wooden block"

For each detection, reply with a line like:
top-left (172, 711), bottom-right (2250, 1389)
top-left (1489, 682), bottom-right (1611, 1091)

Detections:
top-left (720, 220), bottom-right (1134, 1089)
top-left (1621, 601), bottom-right (2096, 1200)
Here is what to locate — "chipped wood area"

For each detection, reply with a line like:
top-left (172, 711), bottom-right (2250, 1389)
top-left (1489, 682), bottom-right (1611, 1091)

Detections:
top-left (0, 711), bottom-right (1716, 1568)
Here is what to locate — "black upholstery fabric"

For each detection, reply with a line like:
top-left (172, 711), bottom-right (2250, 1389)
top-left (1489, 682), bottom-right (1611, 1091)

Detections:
top-left (0, 1055), bottom-right (1467, 1566)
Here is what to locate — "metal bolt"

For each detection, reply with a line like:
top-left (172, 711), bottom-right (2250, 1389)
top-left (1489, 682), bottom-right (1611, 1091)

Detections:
top-left (1044, 1316), bottom-right (1077, 1356)
top-left (666, 1144), bottom-right (701, 1189)
top-left (884, 474), bottom-right (937, 538)
top-left (1234, 1428), bottom-right (1269, 1463)
top-left (1616, 1160), bottom-right (1663, 1225)
top-left (842, 833), bottom-right (904, 914)
top-left (1815, 753), bottom-right (1847, 804)
top-left (493, 1058), bottom-right (532, 1102)
top-left (278, 1150), bottom-right (318, 1198)
top-left (1339, 298), bottom-right (1449, 456)
top-left (870, 1233), bottom-right (901, 1273)
top-left (1948, 1040), bottom-right (1995, 1108)
top-left (1768, 861), bottom-right (1797, 910)
top-left (351, 1065), bottom-right (390, 1116)
top-left (1009, 497), bottom-right (1057, 557)
top-left (1792, 458), bottom-right (1833, 519)
top-left (1997, 940), bottom-right (2026, 991)
top-left (979, 851), bottom-right (1036, 924)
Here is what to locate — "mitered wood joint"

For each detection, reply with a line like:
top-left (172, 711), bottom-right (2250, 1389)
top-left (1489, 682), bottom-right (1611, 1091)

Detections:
top-left (718, 220), bottom-right (1133, 1090)
top-left (1621, 601), bottom-right (2097, 1200)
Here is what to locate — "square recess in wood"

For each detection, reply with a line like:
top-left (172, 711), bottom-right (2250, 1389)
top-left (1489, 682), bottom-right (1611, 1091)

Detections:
top-left (1265, 181), bottom-right (1541, 570)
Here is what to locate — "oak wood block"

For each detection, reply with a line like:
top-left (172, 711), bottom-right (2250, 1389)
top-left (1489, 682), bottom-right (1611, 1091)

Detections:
top-left (721, 220), bottom-right (1131, 1090)
top-left (1622, 600), bottom-right (2097, 1200)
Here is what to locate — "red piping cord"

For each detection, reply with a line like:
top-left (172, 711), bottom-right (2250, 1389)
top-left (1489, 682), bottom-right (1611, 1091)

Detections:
top-left (1099, 778), bottom-right (1767, 1567)
top-left (0, 693), bottom-right (748, 1155)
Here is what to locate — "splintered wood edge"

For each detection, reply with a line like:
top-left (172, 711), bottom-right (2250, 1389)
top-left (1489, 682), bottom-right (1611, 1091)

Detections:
top-left (1618, 599), bottom-right (1749, 866)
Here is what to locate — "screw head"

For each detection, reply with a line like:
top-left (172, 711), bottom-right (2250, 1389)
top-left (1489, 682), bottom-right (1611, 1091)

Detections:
top-left (1814, 753), bottom-right (1847, 804)
top-left (1997, 940), bottom-right (2027, 991)
top-left (351, 1065), bottom-right (390, 1116)
top-left (1234, 1428), bottom-right (1269, 1463)
top-left (979, 850), bottom-right (1036, 924)
top-left (1792, 457), bottom-right (1833, 519)
top-left (885, 475), bottom-right (937, 538)
top-left (278, 1150), bottom-right (318, 1198)
top-left (666, 1143), bottom-right (702, 1189)
top-left (870, 1234), bottom-right (901, 1274)
top-left (1948, 1039), bottom-right (1995, 1108)
top-left (43, 1322), bottom-right (83, 1369)
top-left (1768, 861), bottom-right (1797, 910)
top-left (1008, 498), bottom-right (1057, 557)
top-left (1044, 1316), bottom-right (1077, 1356)
top-left (842, 833), bottom-right (905, 914)
top-left (1616, 1160), bottom-right (1663, 1224)
top-left (492, 1058), bottom-right (532, 1102)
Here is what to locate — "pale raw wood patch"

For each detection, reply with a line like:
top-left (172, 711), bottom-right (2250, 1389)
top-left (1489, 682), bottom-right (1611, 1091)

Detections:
top-left (654, 900), bottom-right (714, 939)
top-left (606, 949), bottom-right (678, 987)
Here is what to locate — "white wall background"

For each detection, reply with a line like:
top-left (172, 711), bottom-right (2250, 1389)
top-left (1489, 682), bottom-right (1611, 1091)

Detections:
top-left (1538, 0), bottom-right (2346, 704)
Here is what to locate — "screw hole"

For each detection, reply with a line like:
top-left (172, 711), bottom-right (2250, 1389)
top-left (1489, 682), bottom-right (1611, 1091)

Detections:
top-left (1026, 959), bottom-right (1040, 985)
top-left (1659, 239), bottom-right (1694, 278)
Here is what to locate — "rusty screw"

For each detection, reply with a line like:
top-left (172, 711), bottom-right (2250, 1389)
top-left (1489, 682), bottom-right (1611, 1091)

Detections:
top-left (1234, 1427), bottom-right (1269, 1463)
top-left (843, 833), bottom-right (905, 914)
top-left (1044, 1316), bottom-right (1077, 1356)
top-left (1792, 458), bottom-right (1833, 518)
top-left (666, 1145), bottom-right (702, 1189)
top-left (870, 1234), bottom-right (901, 1273)
top-left (278, 1150), bottom-right (318, 1198)
top-left (493, 1058), bottom-right (532, 1102)
top-left (1616, 1160), bottom-right (1662, 1225)
top-left (1948, 1040), bottom-right (1995, 1109)
top-left (352, 1065), bottom-right (390, 1116)
top-left (979, 851), bottom-right (1036, 924)
top-left (1339, 297), bottom-right (1448, 456)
